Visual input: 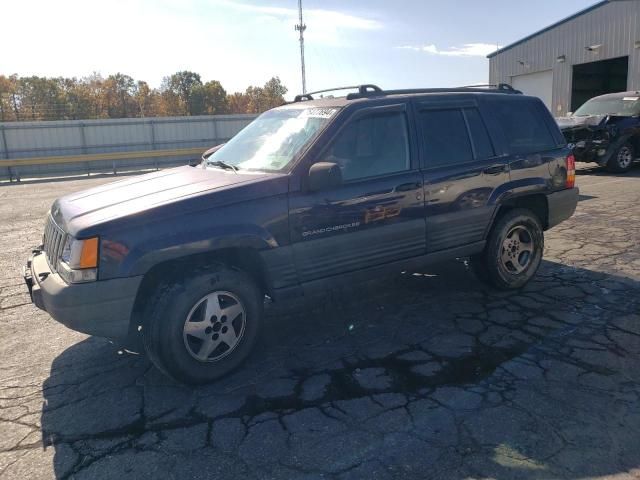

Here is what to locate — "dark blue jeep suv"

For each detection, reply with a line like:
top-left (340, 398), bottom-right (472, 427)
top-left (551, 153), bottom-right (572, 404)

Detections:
top-left (24, 84), bottom-right (579, 384)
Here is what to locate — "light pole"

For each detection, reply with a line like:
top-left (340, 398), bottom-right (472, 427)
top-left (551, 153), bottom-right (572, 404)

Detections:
top-left (295, 0), bottom-right (307, 94)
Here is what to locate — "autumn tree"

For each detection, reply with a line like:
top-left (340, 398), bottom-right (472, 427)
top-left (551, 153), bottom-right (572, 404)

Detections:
top-left (244, 77), bottom-right (288, 114)
top-left (104, 73), bottom-right (136, 118)
top-left (0, 72), bottom-right (288, 121)
top-left (161, 71), bottom-right (203, 116)
top-left (227, 92), bottom-right (250, 114)
top-left (262, 76), bottom-right (287, 109)
top-left (191, 80), bottom-right (229, 115)
top-left (133, 81), bottom-right (157, 117)
top-left (0, 75), bottom-right (20, 121)
top-left (16, 76), bottom-right (68, 120)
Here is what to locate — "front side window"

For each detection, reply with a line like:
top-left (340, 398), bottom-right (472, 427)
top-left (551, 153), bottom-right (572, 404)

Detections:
top-left (322, 111), bottom-right (410, 181)
top-left (206, 106), bottom-right (339, 172)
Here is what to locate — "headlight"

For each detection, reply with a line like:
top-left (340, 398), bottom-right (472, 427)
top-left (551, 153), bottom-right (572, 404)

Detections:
top-left (59, 236), bottom-right (99, 283)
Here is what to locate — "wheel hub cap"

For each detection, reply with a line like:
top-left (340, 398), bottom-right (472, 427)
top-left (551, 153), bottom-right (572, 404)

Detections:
top-left (500, 225), bottom-right (535, 274)
top-left (182, 291), bottom-right (246, 362)
top-left (618, 147), bottom-right (633, 168)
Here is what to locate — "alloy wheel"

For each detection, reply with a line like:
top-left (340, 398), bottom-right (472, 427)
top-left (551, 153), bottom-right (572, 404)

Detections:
top-left (617, 146), bottom-right (633, 169)
top-left (500, 225), bottom-right (535, 274)
top-left (182, 291), bottom-right (246, 362)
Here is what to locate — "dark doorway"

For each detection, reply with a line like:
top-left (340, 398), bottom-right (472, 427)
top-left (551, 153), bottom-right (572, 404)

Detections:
top-left (571, 56), bottom-right (629, 111)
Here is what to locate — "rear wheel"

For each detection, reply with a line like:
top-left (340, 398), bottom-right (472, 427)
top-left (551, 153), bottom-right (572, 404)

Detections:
top-left (606, 143), bottom-right (634, 173)
top-left (142, 265), bottom-right (263, 384)
top-left (471, 208), bottom-right (544, 289)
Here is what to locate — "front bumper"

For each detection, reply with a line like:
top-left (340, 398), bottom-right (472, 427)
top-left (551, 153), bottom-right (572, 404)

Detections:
top-left (547, 187), bottom-right (579, 229)
top-left (573, 145), bottom-right (611, 166)
top-left (24, 250), bottom-right (143, 341)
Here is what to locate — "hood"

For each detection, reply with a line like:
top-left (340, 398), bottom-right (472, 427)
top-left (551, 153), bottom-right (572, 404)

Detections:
top-left (556, 114), bottom-right (608, 131)
top-left (52, 165), bottom-right (285, 236)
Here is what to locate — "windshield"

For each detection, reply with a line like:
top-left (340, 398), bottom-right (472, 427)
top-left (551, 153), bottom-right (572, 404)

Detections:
top-left (573, 95), bottom-right (640, 117)
top-left (206, 106), bottom-right (339, 172)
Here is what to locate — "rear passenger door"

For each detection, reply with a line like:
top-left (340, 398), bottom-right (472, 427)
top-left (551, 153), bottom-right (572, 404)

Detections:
top-left (416, 98), bottom-right (509, 252)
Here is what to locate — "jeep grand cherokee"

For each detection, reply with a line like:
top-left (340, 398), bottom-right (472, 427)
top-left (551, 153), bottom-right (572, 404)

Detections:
top-left (24, 84), bottom-right (578, 384)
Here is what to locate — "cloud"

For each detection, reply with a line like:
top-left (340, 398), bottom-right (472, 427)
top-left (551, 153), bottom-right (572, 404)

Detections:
top-left (398, 43), bottom-right (500, 57)
top-left (212, 0), bottom-right (382, 31)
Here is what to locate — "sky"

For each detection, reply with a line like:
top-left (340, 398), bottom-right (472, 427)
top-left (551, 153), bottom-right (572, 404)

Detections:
top-left (3, 0), bottom-right (598, 98)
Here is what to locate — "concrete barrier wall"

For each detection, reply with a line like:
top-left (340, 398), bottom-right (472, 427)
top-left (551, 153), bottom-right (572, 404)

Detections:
top-left (0, 114), bottom-right (257, 180)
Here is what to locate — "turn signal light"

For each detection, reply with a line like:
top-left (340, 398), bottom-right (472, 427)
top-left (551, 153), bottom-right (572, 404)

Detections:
top-left (566, 153), bottom-right (576, 189)
top-left (79, 237), bottom-right (99, 268)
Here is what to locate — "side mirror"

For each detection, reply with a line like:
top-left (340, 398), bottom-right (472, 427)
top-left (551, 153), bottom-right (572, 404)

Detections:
top-left (567, 111), bottom-right (573, 117)
top-left (308, 162), bottom-right (342, 191)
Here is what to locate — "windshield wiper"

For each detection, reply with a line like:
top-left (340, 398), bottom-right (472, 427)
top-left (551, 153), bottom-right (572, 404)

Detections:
top-left (207, 160), bottom-right (239, 173)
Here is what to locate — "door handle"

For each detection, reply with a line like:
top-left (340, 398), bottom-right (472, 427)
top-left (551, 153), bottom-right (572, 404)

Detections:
top-left (483, 164), bottom-right (507, 175)
top-left (395, 182), bottom-right (422, 192)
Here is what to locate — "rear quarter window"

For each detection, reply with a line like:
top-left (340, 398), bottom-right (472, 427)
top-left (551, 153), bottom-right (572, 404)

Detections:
top-left (493, 99), bottom-right (557, 155)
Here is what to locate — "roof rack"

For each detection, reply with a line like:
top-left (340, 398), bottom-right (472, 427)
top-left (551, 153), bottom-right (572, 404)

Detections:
top-left (292, 83), bottom-right (521, 103)
top-left (345, 83), bottom-right (522, 99)
top-left (293, 84), bottom-right (382, 102)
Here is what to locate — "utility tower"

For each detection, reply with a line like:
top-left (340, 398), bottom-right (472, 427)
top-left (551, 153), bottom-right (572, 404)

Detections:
top-left (295, 0), bottom-right (307, 94)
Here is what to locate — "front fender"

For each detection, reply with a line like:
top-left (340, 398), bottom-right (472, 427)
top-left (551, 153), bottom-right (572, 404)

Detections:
top-left (597, 133), bottom-right (634, 166)
top-left (121, 225), bottom-right (277, 277)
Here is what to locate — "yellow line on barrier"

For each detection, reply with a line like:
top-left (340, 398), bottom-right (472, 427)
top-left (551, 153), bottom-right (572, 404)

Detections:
top-left (2, 147), bottom-right (205, 167)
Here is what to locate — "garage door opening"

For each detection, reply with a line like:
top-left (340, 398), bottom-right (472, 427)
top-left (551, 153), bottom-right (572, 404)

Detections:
top-left (571, 56), bottom-right (628, 112)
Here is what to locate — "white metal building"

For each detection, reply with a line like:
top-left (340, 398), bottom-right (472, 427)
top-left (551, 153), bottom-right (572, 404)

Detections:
top-left (488, 0), bottom-right (640, 116)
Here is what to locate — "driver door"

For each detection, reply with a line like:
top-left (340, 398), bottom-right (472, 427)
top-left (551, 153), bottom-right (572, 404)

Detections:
top-left (288, 103), bottom-right (426, 283)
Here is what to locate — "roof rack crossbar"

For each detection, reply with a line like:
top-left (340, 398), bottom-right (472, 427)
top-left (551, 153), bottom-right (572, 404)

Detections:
top-left (293, 84), bottom-right (382, 102)
top-left (459, 83), bottom-right (516, 91)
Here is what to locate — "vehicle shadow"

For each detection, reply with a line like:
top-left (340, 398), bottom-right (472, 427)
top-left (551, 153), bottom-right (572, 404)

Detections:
top-left (41, 259), bottom-right (640, 479)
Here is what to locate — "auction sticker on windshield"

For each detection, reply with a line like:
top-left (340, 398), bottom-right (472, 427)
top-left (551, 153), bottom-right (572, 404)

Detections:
top-left (300, 108), bottom-right (338, 119)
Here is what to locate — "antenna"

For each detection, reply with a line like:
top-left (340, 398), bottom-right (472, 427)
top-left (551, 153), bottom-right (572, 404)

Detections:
top-left (295, 0), bottom-right (307, 94)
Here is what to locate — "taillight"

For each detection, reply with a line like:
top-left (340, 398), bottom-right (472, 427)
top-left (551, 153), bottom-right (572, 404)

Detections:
top-left (566, 153), bottom-right (575, 189)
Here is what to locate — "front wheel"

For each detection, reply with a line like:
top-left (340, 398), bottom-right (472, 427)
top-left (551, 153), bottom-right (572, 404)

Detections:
top-left (471, 208), bottom-right (544, 290)
top-left (142, 265), bottom-right (263, 384)
top-left (606, 143), bottom-right (635, 173)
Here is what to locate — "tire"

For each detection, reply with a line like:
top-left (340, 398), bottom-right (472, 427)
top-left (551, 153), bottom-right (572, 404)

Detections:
top-left (471, 208), bottom-right (544, 290)
top-left (142, 264), bottom-right (264, 384)
top-left (606, 143), bottom-right (635, 173)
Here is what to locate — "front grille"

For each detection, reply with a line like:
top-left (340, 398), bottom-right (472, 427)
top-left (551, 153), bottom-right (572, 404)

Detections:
top-left (43, 215), bottom-right (66, 272)
top-left (563, 128), bottom-right (593, 143)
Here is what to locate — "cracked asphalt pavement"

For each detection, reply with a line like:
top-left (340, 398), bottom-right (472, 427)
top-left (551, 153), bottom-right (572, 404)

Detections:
top-left (1, 167), bottom-right (639, 479)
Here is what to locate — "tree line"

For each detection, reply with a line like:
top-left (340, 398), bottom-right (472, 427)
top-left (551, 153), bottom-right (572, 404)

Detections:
top-left (0, 71), bottom-right (288, 122)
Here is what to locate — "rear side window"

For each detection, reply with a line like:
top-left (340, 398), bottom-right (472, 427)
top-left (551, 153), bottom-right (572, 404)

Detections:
top-left (464, 108), bottom-right (495, 159)
top-left (419, 109), bottom-right (473, 166)
top-left (494, 100), bottom-right (556, 155)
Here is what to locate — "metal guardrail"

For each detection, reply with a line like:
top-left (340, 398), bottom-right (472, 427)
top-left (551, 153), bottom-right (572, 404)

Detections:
top-left (3, 146), bottom-right (206, 182)
top-left (0, 114), bottom-right (256, 182)
top-left (2, 147), bottom-right (204, 167)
